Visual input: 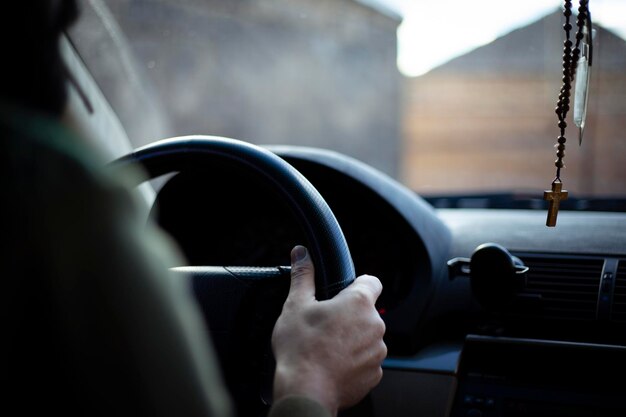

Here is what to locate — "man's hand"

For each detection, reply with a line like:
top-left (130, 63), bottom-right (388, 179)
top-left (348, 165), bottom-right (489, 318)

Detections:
top-left (271, 246), bottom-right (387, 416)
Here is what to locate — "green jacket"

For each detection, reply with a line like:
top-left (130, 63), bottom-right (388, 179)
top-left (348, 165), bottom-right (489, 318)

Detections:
top-left (1, 106), bottom-right (330, 417)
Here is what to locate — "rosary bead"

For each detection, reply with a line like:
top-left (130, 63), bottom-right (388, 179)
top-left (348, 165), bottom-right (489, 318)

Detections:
top-left (557, 143), bottom-right (566, 151)
top-left (557, 136), bottom-right (566, 144)
top-left (557, 150), bottom-right (565, 158)
top-left (576, 32), bottom-right (584, 40)
top-left (558, 120), bottom-right (567, 129)
top-left (564, 23), bottom-right (572, 31)
top-left (564, 39), bottom-right (573, 47)
top-left (555, 159), bottom-right (565, 169)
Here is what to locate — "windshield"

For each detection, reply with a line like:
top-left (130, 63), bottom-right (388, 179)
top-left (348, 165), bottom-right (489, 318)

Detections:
top-left (69, 0), bottom-right (626, 210)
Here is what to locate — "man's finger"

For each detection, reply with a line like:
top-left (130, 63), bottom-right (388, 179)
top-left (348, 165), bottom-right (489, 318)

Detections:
top-left (287, 245), bottom-right (316, 303)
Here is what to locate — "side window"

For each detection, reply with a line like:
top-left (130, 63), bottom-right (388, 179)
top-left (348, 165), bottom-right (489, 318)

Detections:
top-left (68, 0), bottom-right (170, 148)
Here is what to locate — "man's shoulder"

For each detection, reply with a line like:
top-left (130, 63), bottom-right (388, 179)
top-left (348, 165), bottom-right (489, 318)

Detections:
top-left (1, 103), bottom-right (104, 174)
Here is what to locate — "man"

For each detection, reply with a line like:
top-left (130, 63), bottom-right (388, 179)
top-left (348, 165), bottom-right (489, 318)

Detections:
top-left (2, 1), bottom-right (386, 416)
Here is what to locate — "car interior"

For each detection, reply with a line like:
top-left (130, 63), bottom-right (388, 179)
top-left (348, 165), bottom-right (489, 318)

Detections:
top-left (13, 0), bottom-right (626, 416)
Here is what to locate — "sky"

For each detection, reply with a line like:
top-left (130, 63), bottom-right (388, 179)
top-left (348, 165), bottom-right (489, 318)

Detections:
top-left (377, 0), bottom-right (626, 77)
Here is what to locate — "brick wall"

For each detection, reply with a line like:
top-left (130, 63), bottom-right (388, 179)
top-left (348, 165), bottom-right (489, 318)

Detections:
top-left (402, 11), bottom-right (626, 197)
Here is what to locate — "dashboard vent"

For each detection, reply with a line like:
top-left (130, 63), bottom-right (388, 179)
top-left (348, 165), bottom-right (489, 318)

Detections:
top-left (611, 261), bottom-right (626, 322)
top-left (517, 255), bottom-right (603, 320)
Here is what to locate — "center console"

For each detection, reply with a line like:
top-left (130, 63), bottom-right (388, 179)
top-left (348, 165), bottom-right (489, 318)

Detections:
top-left (450, 335), bottom-right (626, 417)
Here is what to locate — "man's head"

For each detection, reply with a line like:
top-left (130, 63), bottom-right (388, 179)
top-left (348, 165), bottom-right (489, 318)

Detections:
top-left (2, 1), bottom-right (78, 115)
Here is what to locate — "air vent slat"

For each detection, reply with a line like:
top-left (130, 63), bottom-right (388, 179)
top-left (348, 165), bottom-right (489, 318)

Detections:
top-left (527, 282), bottom-right (598, 289)
top-left (543, 308), bottom-right (596, 314)
top-left (611, 261), bottom-right (626, 322)
top-left (528, 288), bottom-right (598, 296)
top-left (540, 298), bottom-right (596, 305)
top-left (529, 268), bottom-right (601, 276)
top-left (532, 272), bottom-right (597, 282)
top-left (516, 255), bottom-right (603, 321)
top-left (539, 296), bottom-right (597, 303)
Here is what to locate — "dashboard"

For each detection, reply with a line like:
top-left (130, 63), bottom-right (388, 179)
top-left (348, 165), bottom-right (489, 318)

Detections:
top-left (152, 145), bottom-right (626, 417)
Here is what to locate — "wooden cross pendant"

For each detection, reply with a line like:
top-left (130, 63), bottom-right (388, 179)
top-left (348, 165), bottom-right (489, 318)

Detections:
top-left (543, 181), bottom-right (568, 227)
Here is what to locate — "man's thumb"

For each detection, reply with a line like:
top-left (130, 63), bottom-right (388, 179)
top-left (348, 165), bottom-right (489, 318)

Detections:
top-left (288, 245), bottom-right (316, 302)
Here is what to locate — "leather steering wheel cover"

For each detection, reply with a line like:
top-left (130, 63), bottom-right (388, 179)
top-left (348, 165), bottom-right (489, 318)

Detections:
top-left (113, 135), bottom-right (355, 299)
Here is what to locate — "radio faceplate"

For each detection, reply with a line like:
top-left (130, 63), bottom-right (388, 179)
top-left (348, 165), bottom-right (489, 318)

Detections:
top-left (450, 335), bottom-right (626, 417)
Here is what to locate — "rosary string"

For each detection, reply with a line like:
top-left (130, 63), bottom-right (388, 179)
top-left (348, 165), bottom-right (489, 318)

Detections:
top-left (553, 0), bottom-right (588, 183)
top-left (544, 0), bottom-right (590, 227)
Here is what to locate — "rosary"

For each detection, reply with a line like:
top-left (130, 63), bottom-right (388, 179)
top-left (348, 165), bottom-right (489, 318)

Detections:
top-left (544, 0), bottom-right (592, 227)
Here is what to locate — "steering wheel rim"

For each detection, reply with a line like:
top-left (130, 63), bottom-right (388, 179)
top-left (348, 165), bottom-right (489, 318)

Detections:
top-left (112, 135), bottom-right (355, 300)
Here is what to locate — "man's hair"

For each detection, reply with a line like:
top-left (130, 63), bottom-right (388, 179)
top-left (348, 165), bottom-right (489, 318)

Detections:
top-left (2, 1), bottom-right (78, 115)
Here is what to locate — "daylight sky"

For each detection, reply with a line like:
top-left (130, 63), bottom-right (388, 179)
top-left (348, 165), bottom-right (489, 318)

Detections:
top-left (377, 0), bottom-right (626, 76)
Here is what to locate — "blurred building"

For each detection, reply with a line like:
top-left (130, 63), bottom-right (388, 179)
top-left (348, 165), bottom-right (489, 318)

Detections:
top-left (73, 0), bottom-right (403, 177)
top-left (402, 10), bottom-right (626, 197)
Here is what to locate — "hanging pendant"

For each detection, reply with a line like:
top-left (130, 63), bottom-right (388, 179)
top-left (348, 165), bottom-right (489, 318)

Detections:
top-left (543, 0), bottom-right (591, 228)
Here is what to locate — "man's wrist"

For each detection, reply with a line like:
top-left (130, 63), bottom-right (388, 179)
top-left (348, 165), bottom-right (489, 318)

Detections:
top-left (273, 363), bottom-right (339, 417)
top-left (269, 395), bottom-right (334, 417)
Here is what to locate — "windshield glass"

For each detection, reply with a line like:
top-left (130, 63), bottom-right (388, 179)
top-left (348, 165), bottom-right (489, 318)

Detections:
top-left (69, 0), bottom-right (626, 210)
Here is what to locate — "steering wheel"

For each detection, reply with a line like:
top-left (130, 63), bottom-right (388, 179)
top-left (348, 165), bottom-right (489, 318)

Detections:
top-left (112, 135), bottom-right (355, 415)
